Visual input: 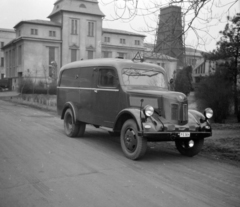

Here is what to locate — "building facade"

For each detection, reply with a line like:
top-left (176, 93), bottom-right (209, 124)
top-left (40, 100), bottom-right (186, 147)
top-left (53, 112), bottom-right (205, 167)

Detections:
top-left (1, 0), bottom-right (178, 90)
top-left (0, 28), bottom-right (16, 79)
top-left (102, 28), bottom-right (145, 59)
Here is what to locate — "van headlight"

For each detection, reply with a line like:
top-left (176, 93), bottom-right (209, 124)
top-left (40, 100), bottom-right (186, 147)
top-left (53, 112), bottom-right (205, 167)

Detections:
top-left (204, 108), bottom-right (213, 119)
top-left (144, 105), bottom-right (154, 117)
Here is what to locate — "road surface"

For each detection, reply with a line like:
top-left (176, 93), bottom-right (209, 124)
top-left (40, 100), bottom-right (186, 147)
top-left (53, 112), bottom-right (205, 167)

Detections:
top-left (0, 99), bottom-right (239, 207)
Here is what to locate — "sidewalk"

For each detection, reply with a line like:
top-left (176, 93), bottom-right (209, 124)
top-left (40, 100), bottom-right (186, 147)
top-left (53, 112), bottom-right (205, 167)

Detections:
top-left (0, 91), bottom-right (57, 112)
top-left (0, 91), bottom-right (19, 98)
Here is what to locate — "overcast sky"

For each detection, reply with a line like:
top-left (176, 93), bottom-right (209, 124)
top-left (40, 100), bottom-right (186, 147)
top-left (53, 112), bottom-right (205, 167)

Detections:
top-left (0, 0), bottom-right (239, 52)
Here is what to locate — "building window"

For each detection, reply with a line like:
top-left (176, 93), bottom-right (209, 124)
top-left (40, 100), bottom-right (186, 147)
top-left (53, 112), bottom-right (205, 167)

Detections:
top-left (6, 52), bottom-right (8, 68)
top-left (71, 49), bottom-right (77, 62)
top-left (49, 31), bottom-right (56, 37)
top-left (13, 48), bottom-right (16, 67)
top-left (118, 52), bottom-right (126, 59)
top-left (102, 51), bottom-right (112, 58)
top-left (71, 19), bottom-right (78, 35)
top-left (135, 40), bottom-right (140, 45)
top-left (18, 45), bottom-right (22, 65)
top-left (1, 42), bottom-right (4, 49)
top-left (18, 30), bottom-right (21, 37)
top-left (9, 50), bottom-right (12, 68)
top-left (87, 51), bottom-right (94, 59)
top-left (104, 37), bottom-right (110, 43)
top-left (120, 38), bottom-right (126, 44)
top-left (80, 4), bottom-right (86, 8)
top-left (1, 57), bottom-right (4, 67)
top-left (49, 47), bottom-right (55, 77)
top-left (31, 29), bottom-right (38, 35)
top-left (88, 21), bottom-right (94, 37)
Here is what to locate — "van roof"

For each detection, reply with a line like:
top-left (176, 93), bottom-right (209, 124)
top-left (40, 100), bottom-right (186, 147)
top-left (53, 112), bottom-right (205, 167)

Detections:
top-left (60, 58), bottom-right (165, 73)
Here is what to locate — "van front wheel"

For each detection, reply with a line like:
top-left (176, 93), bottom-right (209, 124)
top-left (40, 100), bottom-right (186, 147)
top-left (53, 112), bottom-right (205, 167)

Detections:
top-left (120, 119), bottom-right (147, 160)
top-left (175, 139), bottom-right (204, 157)
top-left (64, 108), bottom-right (85, 137)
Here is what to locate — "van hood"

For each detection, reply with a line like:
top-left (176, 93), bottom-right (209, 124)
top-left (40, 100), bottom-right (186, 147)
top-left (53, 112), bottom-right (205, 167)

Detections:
top-left (126, 88), bottom-right (187, 102)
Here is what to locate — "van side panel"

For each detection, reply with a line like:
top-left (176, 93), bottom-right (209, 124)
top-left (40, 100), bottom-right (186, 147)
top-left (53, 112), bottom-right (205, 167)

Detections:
top-left (77, 67), bottom-right (96, 124)
top-left (57, 68), bottom-right (80, 117)
top-left (57, 67), bottom-right (97, 124)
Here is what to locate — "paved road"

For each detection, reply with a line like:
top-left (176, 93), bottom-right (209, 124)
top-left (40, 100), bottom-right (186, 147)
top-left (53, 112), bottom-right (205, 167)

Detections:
top-left (0, 100), bottom-right (239, 207)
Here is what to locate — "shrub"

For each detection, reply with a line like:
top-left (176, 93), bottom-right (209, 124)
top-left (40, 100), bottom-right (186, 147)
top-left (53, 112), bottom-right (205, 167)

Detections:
top-left (18, 79), bottom-right (57, 95)
top-left (195, 66), bottom-right (232, 123)
top-left (18, 78), bottom-right (34, 94)
top-left (174, 66), bottom-right (192, 96)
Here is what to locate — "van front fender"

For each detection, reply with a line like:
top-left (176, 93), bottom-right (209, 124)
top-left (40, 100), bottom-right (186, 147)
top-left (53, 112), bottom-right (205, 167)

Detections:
top-left (114, 108), bottom-right (143, 132)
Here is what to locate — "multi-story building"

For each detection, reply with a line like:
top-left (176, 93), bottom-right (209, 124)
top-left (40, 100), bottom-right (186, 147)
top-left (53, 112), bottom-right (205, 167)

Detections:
top-left (102, 28), bottom-right (145, 59)
top-left (0, 28), bottom-right (16, 79)
top-left (185, 47), bottom-right (216, 83)
top-left (1, 0), bottom-right (178, 90)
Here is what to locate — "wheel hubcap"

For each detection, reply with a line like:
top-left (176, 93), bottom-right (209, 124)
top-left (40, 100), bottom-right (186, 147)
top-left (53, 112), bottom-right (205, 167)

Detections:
top-left (124, 128), bottom-right (137, 153)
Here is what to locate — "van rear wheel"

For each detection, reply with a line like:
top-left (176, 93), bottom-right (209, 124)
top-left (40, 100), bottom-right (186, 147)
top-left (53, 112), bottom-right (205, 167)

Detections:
top-left (64, 108), bottom-right (85, 137)
top-left (120, 119), bottom-right (147, 160)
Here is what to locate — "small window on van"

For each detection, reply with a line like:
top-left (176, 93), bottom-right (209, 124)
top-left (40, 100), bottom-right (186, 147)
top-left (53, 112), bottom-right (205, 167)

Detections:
top-left (98, 69), bottom-right (116, 87)
top-left (60, 68), bottom-right (79, 87)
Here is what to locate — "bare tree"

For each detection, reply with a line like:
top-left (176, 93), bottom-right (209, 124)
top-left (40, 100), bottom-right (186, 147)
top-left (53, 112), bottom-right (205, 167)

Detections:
top-left (100, 0), bottom-right (238, 49)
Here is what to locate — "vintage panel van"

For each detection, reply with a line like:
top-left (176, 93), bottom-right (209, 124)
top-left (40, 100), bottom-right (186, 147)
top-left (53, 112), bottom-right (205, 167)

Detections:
top-left (57, 58), bottom-right (213, 160)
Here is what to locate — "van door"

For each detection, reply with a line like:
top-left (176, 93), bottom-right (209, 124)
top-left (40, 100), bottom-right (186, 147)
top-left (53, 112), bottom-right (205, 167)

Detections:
top-left (93, 67), bottom-right (120, 128)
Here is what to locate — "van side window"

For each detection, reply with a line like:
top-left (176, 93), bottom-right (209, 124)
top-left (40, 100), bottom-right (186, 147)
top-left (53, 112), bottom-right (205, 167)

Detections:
top-left (60, 67), bottom-right (94, 88)
top-left (60, 68), bottom-right (79, 87)
top-left (98, 69), bottom-right (116, 87)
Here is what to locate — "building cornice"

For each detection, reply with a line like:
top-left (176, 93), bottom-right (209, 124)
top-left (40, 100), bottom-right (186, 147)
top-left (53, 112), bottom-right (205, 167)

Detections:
top-left (48, 9), bottom-right (105, 18)
top-left (102, 44), bottom-right (145, 51)
top-left (14, 20), bottom-right (61, 29)
top-left (2, 36), bottom-right (62, 49)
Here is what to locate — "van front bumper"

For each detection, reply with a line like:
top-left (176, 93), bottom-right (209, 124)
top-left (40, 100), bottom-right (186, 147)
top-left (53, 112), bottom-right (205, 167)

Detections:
top-left (138, 131), bottom-right (212, 142)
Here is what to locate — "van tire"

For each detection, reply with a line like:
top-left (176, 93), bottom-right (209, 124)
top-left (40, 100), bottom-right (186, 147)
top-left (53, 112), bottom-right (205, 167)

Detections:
top-left (64, 108), bottom-right (80, 137)
top-left (175, 139), bottom-right (204, 157)
top-left (120, 119), bottom-right (147, 160)
top-left (77, 122), bottom-right (86, 137)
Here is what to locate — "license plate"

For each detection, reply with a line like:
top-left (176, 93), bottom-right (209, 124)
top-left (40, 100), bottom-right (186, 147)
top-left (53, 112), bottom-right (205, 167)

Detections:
top-left (180, 132), bottom-right (190, 137)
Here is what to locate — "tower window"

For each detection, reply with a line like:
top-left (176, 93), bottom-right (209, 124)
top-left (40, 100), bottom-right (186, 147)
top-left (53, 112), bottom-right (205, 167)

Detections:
top-left (71, 19), bottom-right (78, 35)
top-left (80, 4), bottom-right (86, 8)
top-left (88, 21), bottom-right (94, 37)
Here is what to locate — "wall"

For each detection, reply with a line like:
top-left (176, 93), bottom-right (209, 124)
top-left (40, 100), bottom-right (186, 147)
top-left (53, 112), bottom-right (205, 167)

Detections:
top-left (0, 29), bottom-right (16, 78)
top-left (102, 30), bottom-right (145, 59)
top-left (61, 11), bottom-right (103, 65)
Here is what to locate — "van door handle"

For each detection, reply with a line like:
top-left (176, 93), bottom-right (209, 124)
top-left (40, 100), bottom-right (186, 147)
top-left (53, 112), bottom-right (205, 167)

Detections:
top-left (94, 90), bottom-right (98, 93)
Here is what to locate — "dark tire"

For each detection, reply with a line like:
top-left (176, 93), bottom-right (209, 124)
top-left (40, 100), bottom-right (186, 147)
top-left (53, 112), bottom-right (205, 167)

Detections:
top-left (77, 121), bottom-right (86, 137)
top-left (120, 119), bottom-right (147, 160)
top-left (108, 131), bottom-right (120, 137)
top-left (175, 139), bottom-right (204, 157)
top-left (64, 108), bottom-right (82, 137)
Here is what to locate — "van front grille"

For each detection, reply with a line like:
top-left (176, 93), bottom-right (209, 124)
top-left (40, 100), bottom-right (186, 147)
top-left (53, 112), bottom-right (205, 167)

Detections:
top-left (171, 104), bottom-right (179, 120)
top-left (183, 104), bottom-right (188, 121)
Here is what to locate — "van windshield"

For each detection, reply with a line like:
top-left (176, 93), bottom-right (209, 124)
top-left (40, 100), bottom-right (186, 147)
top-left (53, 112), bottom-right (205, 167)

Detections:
top-left (122, 68), bottom-right (166, 88)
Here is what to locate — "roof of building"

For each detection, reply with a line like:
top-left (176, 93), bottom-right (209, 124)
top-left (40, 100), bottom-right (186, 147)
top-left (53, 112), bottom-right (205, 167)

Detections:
top-left (185, 47), bottom-right (206, 57)
top-left (103, 28), bottom-right (146, 37)
top-left (14, 20), bottom-right (61, 28)
top-left (0, 28), bottom-right (15, 33)
top-left (143, 51), bottom-right (177, 61)
top-left (48, 0), bottom-right (104, 18)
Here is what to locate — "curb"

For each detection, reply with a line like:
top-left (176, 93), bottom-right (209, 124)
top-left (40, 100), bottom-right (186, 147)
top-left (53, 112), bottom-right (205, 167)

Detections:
top-left (2, 94), bottom-right (57, 112)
